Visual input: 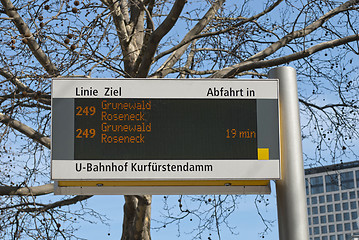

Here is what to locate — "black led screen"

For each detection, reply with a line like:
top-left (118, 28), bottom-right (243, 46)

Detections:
top-left (74, 98), bottom-right (258, 160)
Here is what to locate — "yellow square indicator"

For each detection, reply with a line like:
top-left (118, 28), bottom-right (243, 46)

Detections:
top-left (258, 148), bottom-right (269, 160)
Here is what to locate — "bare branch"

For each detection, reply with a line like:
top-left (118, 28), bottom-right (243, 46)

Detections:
top-left (0, 68), bottom-right (51, 105)
top-left (0, 183), bottom-right (53, 196)
top-left (20, 195), bottom-right (92, 213)
top-left (151, 0), bottom-right (284, 78)
top-left (299, 98), bottom-right (359, 111)
top-left (151, 0), bottom-right (225, 78)
top-left (136, 0), bottom-right (187, 77)
top-left (154, 0), bottom-right (283, 62)
top-left (0, 112), bottom-right (51, 149)
top-left (0, 0), bottom-right (59, 76)
top-left (180, 40), bottom-right (198, 78)
top-left (210, 34), bottom-right (359, 78)
top-left (247, 0), bottom-right (359, 61)
top-left (0, 68), bottom-right (29, 91)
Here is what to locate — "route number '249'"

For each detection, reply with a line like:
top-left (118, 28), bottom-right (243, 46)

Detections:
top-left (76, 106), bottom-right (96, 116)
top-left (76, 129), bottom-right (96, 138)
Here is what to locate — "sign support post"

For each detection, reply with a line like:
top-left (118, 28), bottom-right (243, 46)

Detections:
top-left (268, 67), bottom-right (309, 240)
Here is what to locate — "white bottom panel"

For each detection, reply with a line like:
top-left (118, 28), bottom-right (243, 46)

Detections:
top-left (52, 160), bottom-right (280, 180)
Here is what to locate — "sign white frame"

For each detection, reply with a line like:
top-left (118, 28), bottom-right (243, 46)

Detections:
top-left (52, 78), bottom-right (280, 195)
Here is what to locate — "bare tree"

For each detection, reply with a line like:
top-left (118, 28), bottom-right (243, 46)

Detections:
top-left (0, 0), bottom-right (358, 239)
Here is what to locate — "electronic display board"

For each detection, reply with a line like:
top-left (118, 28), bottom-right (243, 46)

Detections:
top-left (51, 79), bottom-right (280, 183)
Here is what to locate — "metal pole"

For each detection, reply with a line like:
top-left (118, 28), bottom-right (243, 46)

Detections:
top-left (268, 67), bottom-right (309, 240)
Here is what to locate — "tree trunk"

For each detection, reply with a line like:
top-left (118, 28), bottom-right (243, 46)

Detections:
top-left (121, 195), bottom-right (152, 240)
